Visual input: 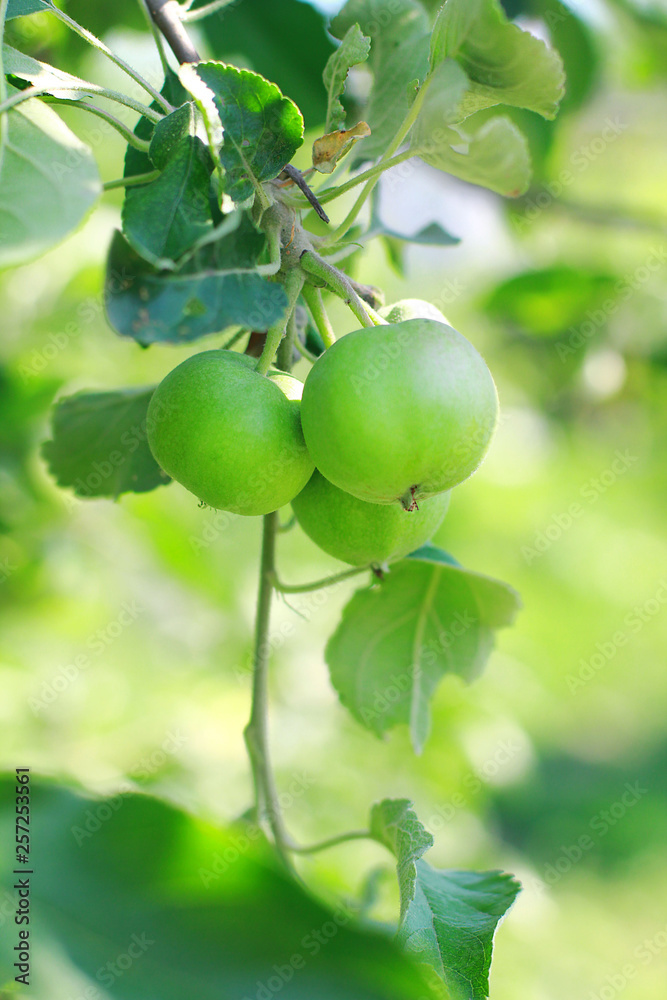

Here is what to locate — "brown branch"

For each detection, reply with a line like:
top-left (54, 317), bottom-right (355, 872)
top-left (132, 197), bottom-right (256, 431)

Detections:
top-left (145, 0), bottom-right (200, 64)
top-left (281, 164), bottom-right (330, 225)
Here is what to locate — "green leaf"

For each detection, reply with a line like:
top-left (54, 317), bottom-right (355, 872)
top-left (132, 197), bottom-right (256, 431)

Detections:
top-left (105, 228), bottom-right (287, 345)
top-left (124, 67), bottom-right (188, 180)
top-left (326, 547), bottom-right (521, 752)
top-left (41, 388), bottom-right (170, 499)
top-left (430, 0), bottom-right (565, 120)
top-left (2, 43), bottom-right (97, 96)
top-left (322, 22), bottom-right (371, 133)
top-left (6, 0), bottom-right (52, 18)
top-left (122, 104), bottom-right (215, 268)
top-left (408, 544), bottom-right (460, 566)
top-left (413, 112), bottom-right (531, 197)
top-left (371, 799), bottom-right (521, 998)
top-left (198, 0), bottom-right (335, 129)
top-left (370, 800), bottom-right (433, 919)
top-left (484, 265), bottom-right (619, 339)
top-left (543, 0), bottom-right (598, 113)
top-left (0, 85), bottom-right (101, 270)
top-left (180, 61), bottom-right (303, 203)
top-left (0, 779), bottom-right (440, 1000)
top-left (331, 0), bottom-right (431, 162)
top-left (401, 865), bottom-right (521, 999)
top-left (409, 59), bottom-right (531, 196)
top-left (378, 221), bottom-right (460, 247)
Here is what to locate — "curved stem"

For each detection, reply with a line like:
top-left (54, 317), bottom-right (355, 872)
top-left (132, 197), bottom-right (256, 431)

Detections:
top-left (323, 81), bottom-right (431, 246)
top-left (294, 339), bottom-right (319, 364)
top-left (0, 84), bottom-right (163, 122)
top-left (277, 300), bottom-right (298, 371)
top-left (42, 97), bottom-right (153, 149)
top-left (289, 830), bottom-right (374, 854)
top-left (300, 251), bottom-right (385, 329)
top-left (243, 511), bottom-right (294, 869)
top-left (255, 217), bottom-right (282, 277)
top-left (0, 0), bottom-right (9, 177)
top-left (301, 284), bottom-right (336, 348)
top-left (305, 150), bottom-right (414, 207)
top-left (272, 565), bottom-right (370, 594)
top-left (50, 7), bottom-right (172, 111)
top-left (138, 0), bottom-right (171, 76)
top-left (104, 170), bottom-right (160, 191)
top-left (181, 0), bottom-right (237, 21)
top-left (256, 270), bottom-right (305, 375)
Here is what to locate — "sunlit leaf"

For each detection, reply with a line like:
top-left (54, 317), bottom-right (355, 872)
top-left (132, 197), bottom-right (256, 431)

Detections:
top-left (0, 85), bottom-right (101, 270)
top-left (198, 0), bottom-right (335, 129)
top-left (2, 43), bottom-right (97, 97)
top-left (331, 0), bottom-right (431, 162)
top-left (414, 111), bottom-right (531, 197)
top-left (400, 864), bottom-right (521, 999)
top-left (180, 61), bottom-right (303, 203)
top-left (430, 0), bottom-right (565, 120)
top-left (326, 546), bottom-right (520, 752)
top-left (370, 799), bottom-right (433, 919)
top-left (322, 22), bottom-right (370, 132)
top-left (371, 799), bottom-right (520, 999)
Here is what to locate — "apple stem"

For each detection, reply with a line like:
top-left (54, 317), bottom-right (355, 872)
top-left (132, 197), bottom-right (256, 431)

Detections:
top-left (271, 565), bottom-right (371, 594)
top-left (399, 487), bottom-right (420, 512)
top-left (255, 270), bottom-right (305, 376)
top-left (300, 251), bottom-right (386, 329)
top-left (243, 511), bottom-right (295, 871)
top-left (301, 284), bottom-right (337, 348)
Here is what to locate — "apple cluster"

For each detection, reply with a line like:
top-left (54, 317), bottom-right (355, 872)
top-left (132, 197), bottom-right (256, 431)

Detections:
top-left (146, 301), bottom-right (498, 566)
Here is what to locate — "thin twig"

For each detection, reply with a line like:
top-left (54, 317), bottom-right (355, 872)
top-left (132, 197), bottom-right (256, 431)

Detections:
top-left (181, 0), bottom-right (237, 21)
top-left (145, 0), bottom-right (201, 64)
top-left (281, 164), bottom-right (330, 225)
top-left (271, 565), bottom-right (371, 594)
top-left (288, 830), bottom-right (374, 854)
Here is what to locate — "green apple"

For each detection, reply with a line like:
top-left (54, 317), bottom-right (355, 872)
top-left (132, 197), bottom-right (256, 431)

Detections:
top-left (300, 319), bottom-right (498, 507)
top-left (292, 470), bottom-right (450, 565)
top-left (380, 298), bottom-right (450, 325)
top-left (147, 351), bottom-right (314, 515)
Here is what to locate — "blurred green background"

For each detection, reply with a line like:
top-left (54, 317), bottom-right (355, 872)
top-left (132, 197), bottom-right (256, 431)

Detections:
top-left (2, 0), bottom-right (667, 997)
